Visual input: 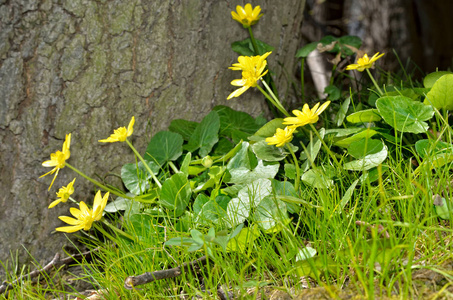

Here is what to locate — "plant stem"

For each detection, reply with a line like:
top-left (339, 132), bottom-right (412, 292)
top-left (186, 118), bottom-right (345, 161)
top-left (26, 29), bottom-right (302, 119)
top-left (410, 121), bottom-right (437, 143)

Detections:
top-left (248, 27), bottom-right (259, 55)
top-left (101, 218), bottom-right (135, 242)
top-left (287, 144), bottom-right (300, 191)
top-left (366, 68), bottom-right (383, 96)
top-left (126, 139), bottom-right (162, 188)
top-left (257, 82), bottom-right (290, 117)
top-left (308, 124), bottom-right (342, 170)
top-left (66, 163), bottom-right (134, 200)
top-left (93, 222), bottom-right (117, 243)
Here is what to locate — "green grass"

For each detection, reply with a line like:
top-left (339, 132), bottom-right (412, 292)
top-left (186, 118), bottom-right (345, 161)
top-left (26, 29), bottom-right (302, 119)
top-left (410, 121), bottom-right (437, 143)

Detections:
top-left (3, 136), bottom-right (453, 299)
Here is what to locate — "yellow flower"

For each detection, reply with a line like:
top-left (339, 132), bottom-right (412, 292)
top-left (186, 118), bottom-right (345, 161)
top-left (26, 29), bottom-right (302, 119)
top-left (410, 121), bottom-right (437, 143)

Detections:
top-left (345, 52), bottom-right (385, 72)
top-left (48, 178), bottom-right (76, 208)
top-left (99, 116), bottom-right (135, 143)
top-left (231, 3), bottom-right (263, 28)
top-left (283, 101), bottom-right (331, 128)
top-left (56, 190), bottom-right (109, 233)
top-left (265, 127), bottom-right (296, 147)
top-left (41, 133), bottom-right (71, 191)
top-left (227, 52), bottom-right (271, 99)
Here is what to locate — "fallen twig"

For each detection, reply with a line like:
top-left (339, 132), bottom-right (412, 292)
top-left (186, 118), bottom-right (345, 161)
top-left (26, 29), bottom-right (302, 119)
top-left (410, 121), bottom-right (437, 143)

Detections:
top-left (0, 247), bottom-right (100, 295)
top-left (124, 255), bottom-right (209, 290)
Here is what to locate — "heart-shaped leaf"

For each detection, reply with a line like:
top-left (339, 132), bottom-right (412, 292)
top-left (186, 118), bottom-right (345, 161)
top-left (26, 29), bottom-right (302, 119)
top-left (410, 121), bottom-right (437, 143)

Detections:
top-left (424, 74), bottom-right (453, 110)
top-left (376, 96), bottom-right (434, 133)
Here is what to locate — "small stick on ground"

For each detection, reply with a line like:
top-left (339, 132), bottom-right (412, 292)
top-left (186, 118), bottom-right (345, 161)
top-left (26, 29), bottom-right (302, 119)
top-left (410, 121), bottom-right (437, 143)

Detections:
top-left (0, 247), bottom-right (100, 295)
top-left (124, 255), bottom-right (209, 290)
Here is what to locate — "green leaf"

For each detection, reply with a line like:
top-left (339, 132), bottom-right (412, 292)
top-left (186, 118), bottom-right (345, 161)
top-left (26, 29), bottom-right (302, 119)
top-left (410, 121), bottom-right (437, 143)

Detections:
top-left (324, 85), bottom-right (341, 101)
top-left (159, 173), bottom-right (192, 217)
top-left (271, 179), bottom-right (300, 214)
top-left (348, 138), bottom-right (384, 159)
top-left (253, 195), bottom-right (289, 232)
top-left (231, 38), bottom-right (275, 56)
top-left (212, 137), bottom-right (234, 156)
top-left (186, 111), bottom-right (220, 157)
top-left (144, 131), bottom-right (184, 166)
top-left (165, 237), bottom-right (197, 247)
top-left (251, 140), bottom-right (291, 162)
top-left (300, 128), bottom-right (325, 172)
top-left (336, 97), bottom-right (350, 126)
top-left (227, 225), bottom-right (260, 252)
top-left (344, 143), bottom-right (388, 171)
top-left (334, 129), bottom-right (378, 148)
top-left (193, 194), bottom-right (226, 225)
top-left (415, 139), bottom-right (452, 159)
top-left (433, 196), bottom-right (451, 220)
top-left (423, 71), bottom-right (453, 88)
top-left (295, 247), bottom-right (317, 262)
top-left (228, 160), bottom-right (280, 184)
top-left (213, 105), bottom-right (260, 137)
top-left (121, 160), bottom-right (160, 195)
top-left (180, 152), bottom-right (192, 176)
top-left (226, 142), bottom-right (279, 184)
top-left (249, 118), bottom-right (284, 142)
top-left (346, 109), bottom-right (381, 123)
top-left (325, 127), bottom-right (363, 138)
top-left (226, 179), bottom-right (273, 226)
top-left (376, 96), bottom-right (434, 133)
top-left (424, 74), bottom-right (453, 110)
top-left (104, 194), bottom-right (136, 213)
top-left (295, 42), bottom-right (318, 58)
top-left (338, 35), bottom-right (362, 56)
top-left (169, 119), bottom-right (198, 141)
top-left (284, 164), bottom-right (296, 180)
top-left (301, 166), bottom-right (335, 189)
top-left (319, 35), bottom-right (337, 50)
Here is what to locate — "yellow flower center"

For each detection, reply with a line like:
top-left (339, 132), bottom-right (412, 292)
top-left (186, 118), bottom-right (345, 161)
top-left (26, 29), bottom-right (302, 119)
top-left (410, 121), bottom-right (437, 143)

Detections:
top-left (52, 151), bottom-right (67, 168)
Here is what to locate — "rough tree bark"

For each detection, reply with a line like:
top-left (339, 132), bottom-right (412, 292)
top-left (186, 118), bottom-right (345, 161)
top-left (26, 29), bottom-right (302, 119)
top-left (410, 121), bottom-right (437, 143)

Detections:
top-left (0, 0), bottom-right (306, 274)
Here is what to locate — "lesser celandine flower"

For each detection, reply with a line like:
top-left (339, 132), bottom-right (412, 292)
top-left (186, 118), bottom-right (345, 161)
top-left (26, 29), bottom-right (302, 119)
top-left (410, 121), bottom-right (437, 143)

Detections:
top-left (266, 127), bottom-right (296, 147)
top-left (56, 190), bottom-right (109, 233)
top-left (227, 52), bottom-right (271, 99)
top-left (346, 52), bottom-right (385, 72)
top-left (99, 116), bottom-right (135, 143)
top-left (48, 178), bottom-right (76, 208)
top-left (41, 133), bottom-right (71, 190)
top-left (231, 3), bottom-right (263, 28)
top-left (283, 101), bottom-right (331, 129)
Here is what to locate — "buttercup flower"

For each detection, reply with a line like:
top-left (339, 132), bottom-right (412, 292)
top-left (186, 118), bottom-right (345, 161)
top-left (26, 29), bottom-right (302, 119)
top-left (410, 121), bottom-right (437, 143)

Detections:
top-left (227, 52), bottom-right (271, 99)
top-left (99, 116), bottom-right (135, 143)
top-left (48, 178), bottom-right (76, 208)
top-left (41, 133), bottom-right (71, 190)
top-left (231, 3), bottom-right (263, 28)
top-left (266, 126), bottom-right (296, 147)
top-left (283, 101), bottom-right (331, 128)
top-left (346, 52), bottom-right (385, 72)
top-left (56, 190), bottom-right (109, 233)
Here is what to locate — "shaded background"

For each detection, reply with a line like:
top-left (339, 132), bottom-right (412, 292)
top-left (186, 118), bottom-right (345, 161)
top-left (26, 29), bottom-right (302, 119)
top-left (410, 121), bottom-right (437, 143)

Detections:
top-left (1, 0), bottom-right (452, 275)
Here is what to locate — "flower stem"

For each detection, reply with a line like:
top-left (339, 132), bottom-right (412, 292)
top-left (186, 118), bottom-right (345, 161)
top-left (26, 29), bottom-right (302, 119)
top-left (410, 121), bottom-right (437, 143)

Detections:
top-left (286, 145), bottom-right (300, 192)
top-left (66, 163), bottom-right (134, 200)
top-left (125, 139), bottom-right (162, 188)
top-left (257, 83), bottom-right (290, 117)
top-left (366, 69), bottom-right (383, 96)
top-left (248, 27), bottom-right (259, 55)
top-left (93, 222), bottom-right (117, 243)
top-left (101, 218), bottom-right (135, 242)
top-left (308, 124), bottom-right (342, 170)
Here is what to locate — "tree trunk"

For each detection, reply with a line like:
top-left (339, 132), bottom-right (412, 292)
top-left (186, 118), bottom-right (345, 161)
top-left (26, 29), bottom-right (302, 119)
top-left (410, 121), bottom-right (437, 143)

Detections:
top-left (0, 0), bottom-right (306, 273)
